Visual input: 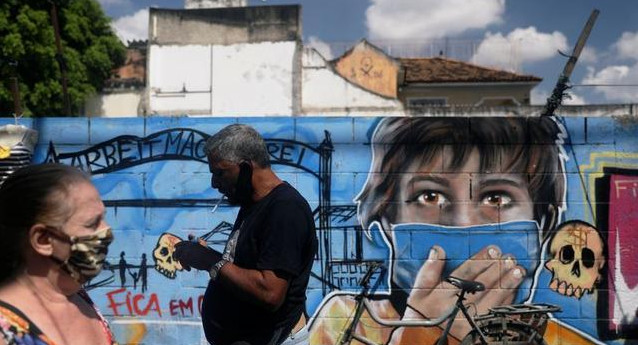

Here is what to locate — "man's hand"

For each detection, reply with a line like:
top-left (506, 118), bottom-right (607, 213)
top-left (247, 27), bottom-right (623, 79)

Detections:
top-left (402, 245), bottom-right (526, 340)
top-left (173, 240), bottom-right (222, 271)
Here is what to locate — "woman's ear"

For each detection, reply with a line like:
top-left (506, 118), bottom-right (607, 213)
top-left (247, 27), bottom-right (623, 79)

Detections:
top-left (28, 224), bottom-right (54, 256)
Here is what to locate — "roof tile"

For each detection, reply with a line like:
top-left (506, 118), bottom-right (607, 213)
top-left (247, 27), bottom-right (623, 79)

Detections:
top-left (400, 57), bottom-right (542, 83)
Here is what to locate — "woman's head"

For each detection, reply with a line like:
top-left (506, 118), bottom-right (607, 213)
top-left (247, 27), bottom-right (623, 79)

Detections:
top-left (0, 163), bottom-right (98, 284)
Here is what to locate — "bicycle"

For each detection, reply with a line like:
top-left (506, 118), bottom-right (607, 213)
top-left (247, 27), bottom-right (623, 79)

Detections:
top-left (338, 262), bottom-right (560, 345)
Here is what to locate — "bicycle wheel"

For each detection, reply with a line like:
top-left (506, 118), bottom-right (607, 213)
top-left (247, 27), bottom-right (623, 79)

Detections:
top-left (460, 321), bottom-right (546, 345)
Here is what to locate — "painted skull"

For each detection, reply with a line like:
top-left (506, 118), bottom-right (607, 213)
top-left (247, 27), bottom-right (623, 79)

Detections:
top-left (153, 233), bottom-right (184, 279)
top-left (545, 220), bottom-right (605, 299)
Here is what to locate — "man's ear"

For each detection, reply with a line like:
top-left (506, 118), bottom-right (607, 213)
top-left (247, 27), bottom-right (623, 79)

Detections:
top-left (29, 224), bottom-right (54, 256)
top-left (239, 161), bottom-right (252, 171)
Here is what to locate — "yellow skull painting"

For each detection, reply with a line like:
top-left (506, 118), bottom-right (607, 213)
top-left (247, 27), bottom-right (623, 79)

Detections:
top-left (545, 220), bottom-right (605, 299)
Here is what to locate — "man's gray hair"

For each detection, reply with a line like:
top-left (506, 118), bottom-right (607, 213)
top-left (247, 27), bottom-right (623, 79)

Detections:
top-left (205, 124), bottom-right (271, 167)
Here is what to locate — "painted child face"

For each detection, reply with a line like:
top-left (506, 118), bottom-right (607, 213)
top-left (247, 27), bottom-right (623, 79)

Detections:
top-left (393, 146), bottom-right (534, 227)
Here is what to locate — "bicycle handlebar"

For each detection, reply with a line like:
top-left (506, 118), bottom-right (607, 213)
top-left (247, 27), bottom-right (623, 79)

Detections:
top-left (359, 261), bottom-right (382, 288)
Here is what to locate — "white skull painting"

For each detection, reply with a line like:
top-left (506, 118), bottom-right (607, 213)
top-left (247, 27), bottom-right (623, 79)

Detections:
top-left (153, 233), bottom-right (184, 279)
top-left (545, 220), bottom-right (605, 299)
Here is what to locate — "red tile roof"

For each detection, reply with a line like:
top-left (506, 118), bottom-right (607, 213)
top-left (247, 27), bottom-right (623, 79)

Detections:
top-left (399, 57), bottom-right (542, 84)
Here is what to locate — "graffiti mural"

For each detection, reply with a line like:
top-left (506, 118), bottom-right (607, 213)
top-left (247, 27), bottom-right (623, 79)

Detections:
top-left (6, 115), bottom-right (634, 345)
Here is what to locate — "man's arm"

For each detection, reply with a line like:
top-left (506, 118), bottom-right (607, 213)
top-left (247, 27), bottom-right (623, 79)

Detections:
top-left (216, 263), bottom-right (289, 311)
top-left (173, 240), bottom-right (289, 311)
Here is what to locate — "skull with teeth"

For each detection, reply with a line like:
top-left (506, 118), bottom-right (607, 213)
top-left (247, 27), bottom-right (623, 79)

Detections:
top-left (545, 220), bottom-right (605, 299)
top-left (153, 233), bottom-right (184, 279)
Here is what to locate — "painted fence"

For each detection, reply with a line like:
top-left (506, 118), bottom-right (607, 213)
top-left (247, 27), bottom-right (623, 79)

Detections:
top-left (5, 115), bottom-right (637, 345)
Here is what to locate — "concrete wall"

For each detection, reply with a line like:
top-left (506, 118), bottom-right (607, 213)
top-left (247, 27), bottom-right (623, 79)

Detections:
top-left (332, 41), bottom-right (400, 99)
top-left (5, 112), bottom-right (638, 345)
top-left (148, 42), bottom-right (298, 115)
top-left (149, 6), bottom-right (300, 46)
top-left (85, 92), bottom-right (143, 117)
top-left (400, 82), bottom-right (535, 107)
top-left (302, 48), bottom-right (403, 115)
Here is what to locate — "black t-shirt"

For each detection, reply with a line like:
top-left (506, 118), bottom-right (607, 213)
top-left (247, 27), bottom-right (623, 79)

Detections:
top-left (202, 182), bottom-right (317, 345)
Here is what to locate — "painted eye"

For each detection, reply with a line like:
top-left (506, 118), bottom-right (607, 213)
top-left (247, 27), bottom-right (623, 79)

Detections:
top-left (582, 248), bottom-right (595, 268)
top-left (416, 191), bottom-right (447, 206)
top-left (560, 245), bottom-right (575, 264)
top-left (481, 193), bottom-right (512, 207)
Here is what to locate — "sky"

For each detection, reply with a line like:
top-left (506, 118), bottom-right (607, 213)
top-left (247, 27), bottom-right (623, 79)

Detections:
top-left (99, 0), bottom-right (638, 105)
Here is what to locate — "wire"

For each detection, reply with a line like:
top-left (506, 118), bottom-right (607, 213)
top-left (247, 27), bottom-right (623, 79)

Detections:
top-left (571, 84), bottom-right (638, 87)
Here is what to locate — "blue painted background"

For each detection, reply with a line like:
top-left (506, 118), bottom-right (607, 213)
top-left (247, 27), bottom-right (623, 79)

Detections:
top-left (5, 115), bottom-right (638, 345)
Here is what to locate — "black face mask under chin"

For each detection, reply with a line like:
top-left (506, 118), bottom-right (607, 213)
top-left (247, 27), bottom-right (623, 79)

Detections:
top-left (233, 162), bottom-right (254, 206)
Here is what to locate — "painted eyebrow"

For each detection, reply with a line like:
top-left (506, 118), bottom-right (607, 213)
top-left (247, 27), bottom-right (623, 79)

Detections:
top-left (406, 174), bottom-right (451, 189)
top-left (477, 176), bottom-right (527, 189)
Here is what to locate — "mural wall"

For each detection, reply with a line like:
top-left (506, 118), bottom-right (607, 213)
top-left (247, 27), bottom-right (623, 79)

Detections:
top-left (4, 115), bottom-right (637, 345)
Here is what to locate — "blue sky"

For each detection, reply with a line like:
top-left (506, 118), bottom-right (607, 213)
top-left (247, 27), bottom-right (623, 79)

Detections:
top-left (99, 0), bottom-right (638, 105)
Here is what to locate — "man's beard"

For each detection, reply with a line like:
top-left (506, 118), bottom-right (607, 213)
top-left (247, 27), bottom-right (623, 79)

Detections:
top-left (229, 162), bottom-right (254, 206)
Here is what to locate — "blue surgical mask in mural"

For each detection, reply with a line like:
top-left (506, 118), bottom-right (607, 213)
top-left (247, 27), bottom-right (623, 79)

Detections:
top-left (382, 220), bottom-right (541, 304)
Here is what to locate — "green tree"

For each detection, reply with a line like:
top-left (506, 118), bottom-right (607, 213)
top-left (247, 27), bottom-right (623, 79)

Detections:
top-left (0, 0), bottom-right (125, 116)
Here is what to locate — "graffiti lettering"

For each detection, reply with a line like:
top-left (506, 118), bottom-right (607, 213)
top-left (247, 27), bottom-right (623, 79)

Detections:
top-left (614, 178), bottom-right (638, 198)
top-left (45, 129), bottom-right (210, 174)
top-left (105, 289), bottom-right (206, 318)
top-left (169, 297), bottom-right (196, 317)
top-left (267, 142), bottom-right (306, 166)
top-left (106, 288), bottom-right (162, 317)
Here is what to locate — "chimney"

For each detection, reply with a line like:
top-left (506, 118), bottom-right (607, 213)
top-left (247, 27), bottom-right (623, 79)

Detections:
top-left (184, 0), bottom-right (247, 8)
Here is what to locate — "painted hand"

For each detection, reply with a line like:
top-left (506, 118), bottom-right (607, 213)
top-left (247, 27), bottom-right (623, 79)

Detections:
top-left (404, 245), bottom-right (526, 340)
top-left (173, 240), bottom-right (222, 272)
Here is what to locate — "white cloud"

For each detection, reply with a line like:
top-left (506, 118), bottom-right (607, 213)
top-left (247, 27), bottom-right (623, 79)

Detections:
top-left (613, 31), bottom-right (638, 61)
top-left (112, 8), bottom-right (149, 44)
top-left (306, 36), bottom-right (333, 60)
top-left (471, 27), bottom-right (568, 71)
top-left (582, 64), bottom-right (638, 103)
top-left (530, 88), bottom-right (549, 106)
top-left (562, 92), bottom-right (586, 105)
top-left (531, 86), bottom-right (586, 106)
top-left (578, 46), bottom-right (598, 64)
top-left (366, 0), bottom-right (505, 41)
top-left (98, 0), bottom-right (130, 7)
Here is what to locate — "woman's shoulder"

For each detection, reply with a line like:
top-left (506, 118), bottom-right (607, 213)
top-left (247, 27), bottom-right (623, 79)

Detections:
top-left (0, 300), bottom-right (56, 345)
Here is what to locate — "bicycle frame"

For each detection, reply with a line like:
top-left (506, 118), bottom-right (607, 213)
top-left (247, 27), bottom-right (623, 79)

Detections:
top-left (338, 263), bottom-right (489, 345)
top-left (358, 288), bottom-right (489, 345)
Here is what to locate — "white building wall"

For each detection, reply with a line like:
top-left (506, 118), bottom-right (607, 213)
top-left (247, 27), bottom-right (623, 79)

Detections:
top-left (148, 42), bottom-right (296, 115)
top-left (148, 45), bottom-right (212, 114)
top-left (301, 48), bottom-right (402, 115)
top-left (85, 92), bottom-right (143, 117)
top-left (212, 42), bottom-right (296, 115)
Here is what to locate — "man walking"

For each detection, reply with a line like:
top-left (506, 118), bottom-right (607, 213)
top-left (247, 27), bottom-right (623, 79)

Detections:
top-left (174, 124), bottom-right (317, 345)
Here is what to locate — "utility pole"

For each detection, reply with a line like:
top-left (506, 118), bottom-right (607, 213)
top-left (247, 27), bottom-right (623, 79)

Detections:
top-left (8, 60), bottom-right (22, 117)
top-left (542, 9), bottom-right (599, 117)
top-left (50, 1), bottom-right (72, 115)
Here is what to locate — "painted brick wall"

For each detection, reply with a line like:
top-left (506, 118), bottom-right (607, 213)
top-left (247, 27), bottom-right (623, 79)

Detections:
top-left (3, 115), bottom-right (636, 345)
